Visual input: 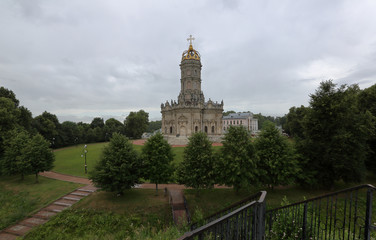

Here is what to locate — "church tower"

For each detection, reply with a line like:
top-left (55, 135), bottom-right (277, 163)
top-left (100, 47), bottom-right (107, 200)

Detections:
top-left (161, 36), bottom-right (224, 145)
top-left (178, 37), bottom-right (205, 106)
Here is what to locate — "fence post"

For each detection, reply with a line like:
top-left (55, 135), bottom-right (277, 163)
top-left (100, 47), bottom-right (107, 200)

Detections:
top-left (302, 202), bottom-right (308, 240)
top-left (256, 201), bottom-right (266, 240)
top-left (364, 188), bottom-right (372, 240)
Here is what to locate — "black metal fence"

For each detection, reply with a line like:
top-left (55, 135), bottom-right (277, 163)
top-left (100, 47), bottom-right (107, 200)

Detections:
top-left (179, 184), bottom-right (376, 240)
top-left (265, 184), bottom-right (376, 240)
top-left (179, 191), bottom-right (267, 240)
top-left (190, 191), bottom-right (264, 231)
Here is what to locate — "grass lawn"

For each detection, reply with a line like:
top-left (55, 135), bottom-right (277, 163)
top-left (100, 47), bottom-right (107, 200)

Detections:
top-left (53, 142), bottom-right (108, 177)
top-left (53, 141), bottom-right (223, 178)
top-left (185, 177), bottom-right (376, 222)
top-left (0, 175), bottom-right (83, 230)
top-left (24, 189), bottom-right (184, 240)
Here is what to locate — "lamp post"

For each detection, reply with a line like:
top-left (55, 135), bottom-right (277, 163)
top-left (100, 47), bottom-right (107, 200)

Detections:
top-left (81, 145), bottom-right (88, 174)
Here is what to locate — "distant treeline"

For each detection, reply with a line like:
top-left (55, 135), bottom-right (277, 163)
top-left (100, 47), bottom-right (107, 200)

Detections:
top-left (0, 86), bottom-right (161, 149)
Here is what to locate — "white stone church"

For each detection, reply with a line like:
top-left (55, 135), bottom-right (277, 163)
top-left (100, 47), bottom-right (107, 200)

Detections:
top-left (161, 36), bottom-right (224, 145)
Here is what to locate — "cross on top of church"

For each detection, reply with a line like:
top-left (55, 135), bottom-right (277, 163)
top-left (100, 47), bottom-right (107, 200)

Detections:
top-left (187, 35), bottom-right (195, 45)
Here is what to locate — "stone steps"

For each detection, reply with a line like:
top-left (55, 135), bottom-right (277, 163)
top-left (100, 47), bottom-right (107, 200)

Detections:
top-left (0, 184), bottom-right (98, 239)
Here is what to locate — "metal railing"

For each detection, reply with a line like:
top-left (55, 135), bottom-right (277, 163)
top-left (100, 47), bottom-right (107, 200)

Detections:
top-left (178, 191), bottom-right (267, 240)
top-left (265, 184), bottom-right (376, 240)
top-left (190, 191), bottom-right (263, 231)
top-left (178, 184), bottom-right (376, 240)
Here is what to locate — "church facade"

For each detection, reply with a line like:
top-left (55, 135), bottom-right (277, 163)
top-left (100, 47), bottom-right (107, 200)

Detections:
top-left (161, 37), bottom-right (223, 145)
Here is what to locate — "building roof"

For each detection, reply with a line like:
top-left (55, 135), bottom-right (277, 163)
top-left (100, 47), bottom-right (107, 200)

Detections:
top-left (223, 112), bottom-right (254, 119)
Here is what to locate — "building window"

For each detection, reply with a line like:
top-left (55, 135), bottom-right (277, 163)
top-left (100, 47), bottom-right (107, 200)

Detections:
top-left (165, 127), bottom-right (167, 134)
top-left (240, 120), bottom-right (242, 124)
top-left (237, 120), bottom-right (239, 124)
top-left (211, 126), bottom-right (215, 133)
top-left (195, 126), bottom-right (198, 132)
top-left (205, 126), bottom-right (208, 133)
top-left (170, 126), bottom-right (172, 134)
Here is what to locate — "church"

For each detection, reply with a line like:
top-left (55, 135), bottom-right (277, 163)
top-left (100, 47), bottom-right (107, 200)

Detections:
top-left (161, 36), bottom-right (224, 145)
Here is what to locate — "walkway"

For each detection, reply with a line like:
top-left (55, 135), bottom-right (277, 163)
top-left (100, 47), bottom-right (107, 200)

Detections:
top-left (0, 173), bottom-right (97, 240)
top-left (0, 171), bottom-right (225, 239)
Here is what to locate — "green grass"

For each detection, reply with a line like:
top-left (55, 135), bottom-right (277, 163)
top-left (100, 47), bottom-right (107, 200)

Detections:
top-left (185, 176), bottom-right (376, 222)
top-left (24, 189), bottom-right (184, 240)
top-left (53, 141), bottom-right (222, 178)
top-left (53, 143), bottom-right (108, 177)
top-left (0, 175), bottom-right (83, 230)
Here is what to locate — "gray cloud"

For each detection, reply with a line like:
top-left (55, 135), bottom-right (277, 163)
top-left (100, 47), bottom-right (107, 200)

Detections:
top-left (1, 0), bottom-right (375, 122)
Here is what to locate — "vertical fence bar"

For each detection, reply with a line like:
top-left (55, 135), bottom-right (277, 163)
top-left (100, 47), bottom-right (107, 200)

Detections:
top-left (302, 202), bottom-right (308, 240)
top-left (364, 188), bottom-right (372, 240)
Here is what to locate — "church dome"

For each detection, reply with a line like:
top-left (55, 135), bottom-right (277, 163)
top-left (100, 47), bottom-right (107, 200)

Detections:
top-left (182, 44), bottom-right (201, 61)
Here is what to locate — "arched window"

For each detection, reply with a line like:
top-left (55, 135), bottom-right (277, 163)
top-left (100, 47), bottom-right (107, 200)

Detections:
top-left (205, 126), bottom-right (208, 133)
top-left (170, 126), bottom-right (173, 134)
top-left (195, 126), bottom-right (198, 132)
top-left (211, 126), bottom-right (215, 133)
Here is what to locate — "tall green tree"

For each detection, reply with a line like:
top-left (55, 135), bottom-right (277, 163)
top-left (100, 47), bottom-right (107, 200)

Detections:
top-left (1, 129), bottom-right (31, 180)
top-left (255, 122), bottom-right (299, 189)
top-left (177, 132), bottom-right (216, 189)
top-left (0, 86), bottom-right (19, 107)
top-left (298, 81), bottom-right (371, 187)
top-left (26, 134), bottom-right (55, 182)
top-left (284, 106), bottom-right (308, 138)
top-left (217, 126), bottom-right (258, 191)
top-left (124, 110), bottom-right (149, 139)
top-left (89, 133), bottom-right (141, 195)
top-left (90, 117), bottom-right (105, 129)
top-left (358, 84), bottom-right (376, 173)
top-left (105, 118), bottom-right (124, 139)
top-left (33, 111), bottom-right (61, 147)
top-left (142, 133), bottom-right (174, 194)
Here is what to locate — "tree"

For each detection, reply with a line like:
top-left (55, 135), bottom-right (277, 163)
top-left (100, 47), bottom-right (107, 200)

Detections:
top-left (142, 133), bottom-right (174, 194)
top-left (89, 133), bottom-right (141, 194)
top-left (1, 128), bottom-right (31, 180)
top-left (124, 110), bottom-right (149, 139)
top-left (18, 106), bottom-right (34, 133)
top-left (223, 110), bottom-right (236, 116)
top-left (217, 126), bottom-right (258, 191)
top-left (33, 111), bottom-right (61, 147)
top-left (358, 84), bottom-right (376, 173)
top-left (90, 117), bottom-right (105, 129)
top-left (284, 106), bottom-right (308, 138)
top-left (0, 97), bottom-right (21, 135)
top-left (0, 86), bottom-right (19, 107)
top-left (298, 81), bottom-right (371, 187)
top-left (26, 134), bottom-right (55, 182)
top-left (59, 121), bottom-right (78, 146)
top-left (146, 120), bottom-right (162, 133)
top-left (105, 118), bottom-right (124, 139)
top-left (177, 132), bottom-right (216, 189)
top-left (255, 122), bottom-right (299, 189)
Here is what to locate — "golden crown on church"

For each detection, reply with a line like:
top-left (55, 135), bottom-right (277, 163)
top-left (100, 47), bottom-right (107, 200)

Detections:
top-left (181, 35), bottom-right (201, 61)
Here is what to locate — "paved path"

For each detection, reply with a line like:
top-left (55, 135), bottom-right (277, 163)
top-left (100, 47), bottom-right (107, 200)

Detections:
top-left (0, 171), bottom-right (228, 239)
top-left (39, 171), bottom-right (92, 184)
top-left (0, 173), bottom-right (97, 240)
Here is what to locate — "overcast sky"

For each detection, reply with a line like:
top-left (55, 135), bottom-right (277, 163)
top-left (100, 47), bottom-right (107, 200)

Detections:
top-left (1, 0), bottom-right (375, 123)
